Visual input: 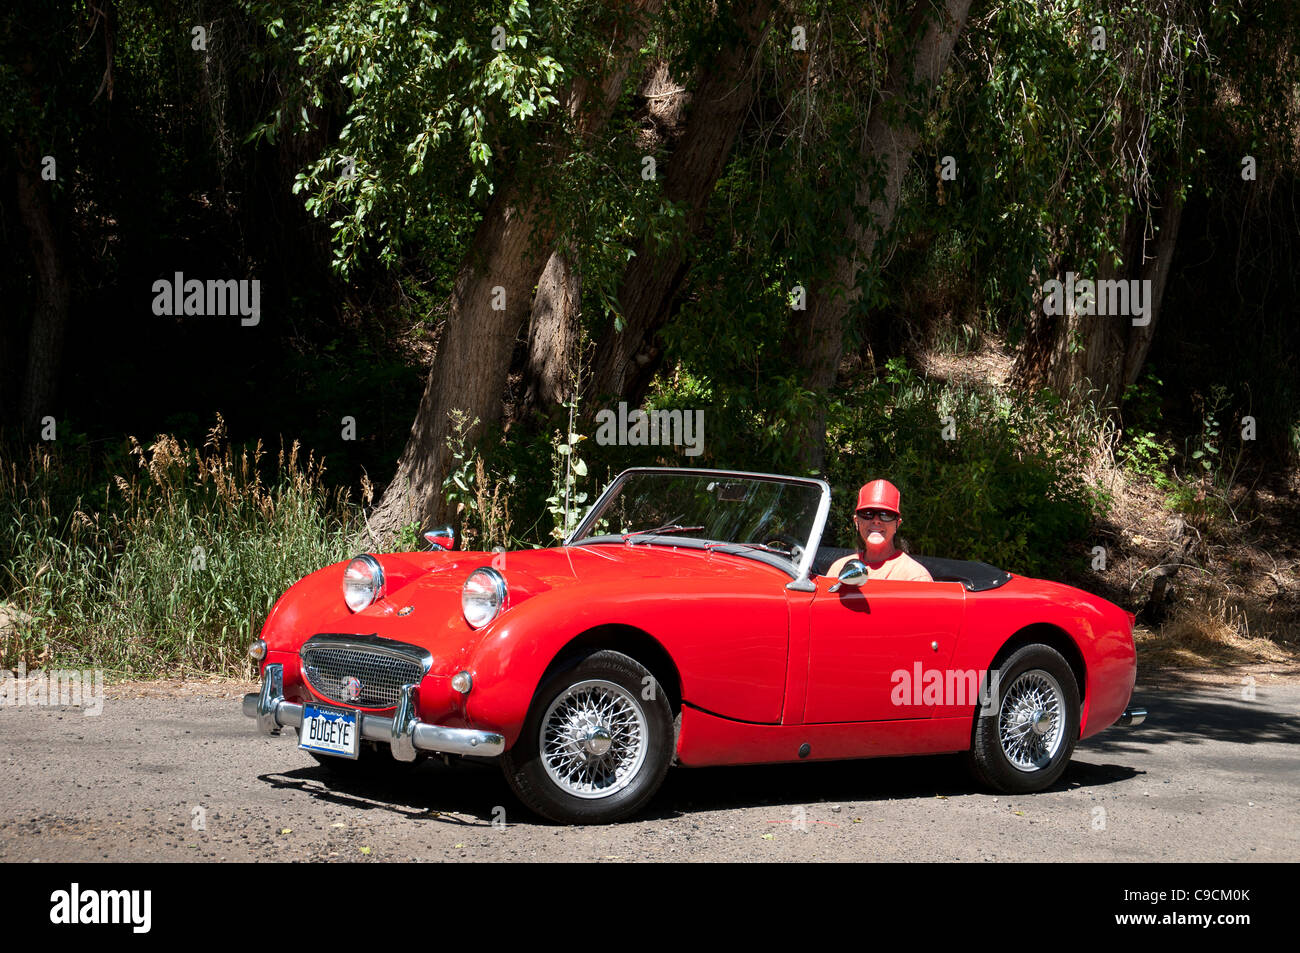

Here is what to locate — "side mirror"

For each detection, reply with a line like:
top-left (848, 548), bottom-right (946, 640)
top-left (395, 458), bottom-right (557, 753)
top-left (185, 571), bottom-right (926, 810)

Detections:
top-left (831, 558), bottom-right (869, 591)
top-left (424, 526), bottom-right (456, 551)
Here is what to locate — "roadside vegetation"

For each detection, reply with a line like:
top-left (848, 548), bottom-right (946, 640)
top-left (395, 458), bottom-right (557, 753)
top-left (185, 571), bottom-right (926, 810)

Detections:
top-left (3, 361), bottom-right (1295, 678)
top-left (0, 418), bottom-right (358, 676)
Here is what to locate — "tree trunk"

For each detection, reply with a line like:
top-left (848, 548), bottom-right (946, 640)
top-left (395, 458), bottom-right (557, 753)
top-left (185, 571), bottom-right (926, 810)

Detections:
top-left (789, 0), bottom-right (973, 472)
top-left (522, 247), bottom-right (581, 412)
top-left (368, 0), bottom-right (663, 538)
top-left (1047, 214), bottom-right (1137, 409)
top-left (586, 3), bottom-right (775, 406)
top-left (1013, 178), bottom-right (1184, 411)
top-left (1123, 180), bottom-right (1183, 387)
top-left (520, 58), bottom-right (690, 416)
top-left (14, 153), bottom-right (72, 433)
top-left (368, 185), bottom-right (549, 537)
top-left (1011, 249), bottom-right (1065, 391)
top-left (1014, 12), bottom-right (1190, 413)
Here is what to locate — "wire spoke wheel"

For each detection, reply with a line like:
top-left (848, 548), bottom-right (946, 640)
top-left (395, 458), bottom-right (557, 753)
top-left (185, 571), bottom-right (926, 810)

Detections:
top-left (997, 669), bottom-right (1065, 771)
top-left (967, 644), bottom-right (1080, 794)
top-left (503, 650), bottom-right (675, 823)
top-left (540, 679), bottom-right (649, 799)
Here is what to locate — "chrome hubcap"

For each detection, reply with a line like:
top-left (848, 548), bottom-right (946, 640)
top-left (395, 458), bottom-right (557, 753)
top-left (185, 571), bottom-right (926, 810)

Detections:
top-left (583, 725), bottom-right (612, 757)
top-left (1029, 710), bottom-right (1051, 736)
top-left (998, 670), bottom-right (1065, 772)
top-left (541, 679), bottom-right (647, 799)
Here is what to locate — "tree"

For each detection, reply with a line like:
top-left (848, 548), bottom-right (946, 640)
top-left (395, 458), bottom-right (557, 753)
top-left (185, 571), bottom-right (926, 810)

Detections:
top-left (277, 1), bottom-right (664, 535)
top-left (1011, 2), bottom-right (1205, 413)
top-left (790, 0), bottom-right (973, 471)
top-left (1, 2), bottom-right (112, 432)
top-left (519, 57), bottom-right (691, 416)
top-left (585, 2), bottom-right (776, 408)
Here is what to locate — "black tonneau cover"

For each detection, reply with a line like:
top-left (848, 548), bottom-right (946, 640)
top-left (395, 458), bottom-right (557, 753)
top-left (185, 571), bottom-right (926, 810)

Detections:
top-left (812, 547), bottom-right (1012, 592)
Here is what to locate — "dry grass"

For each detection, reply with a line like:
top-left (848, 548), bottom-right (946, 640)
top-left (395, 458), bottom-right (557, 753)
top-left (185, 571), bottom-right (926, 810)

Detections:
top-left (1137, 600), bottom-right (1300, 666)
top-left (1104, 465), bottom-right (1300, 680)
top-left (103, 675), bottom-right (259, 699)
top-left (1135, 599), bottom-right (1300, 687)
top-left (0, 415), bottom-right (360, 675)
top-left (916, 334), bottom-right (1015, 392)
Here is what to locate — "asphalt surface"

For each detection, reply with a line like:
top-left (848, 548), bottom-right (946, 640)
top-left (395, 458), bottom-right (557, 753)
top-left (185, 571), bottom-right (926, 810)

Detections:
top-left (1, 679), bottom-right (1296, 862)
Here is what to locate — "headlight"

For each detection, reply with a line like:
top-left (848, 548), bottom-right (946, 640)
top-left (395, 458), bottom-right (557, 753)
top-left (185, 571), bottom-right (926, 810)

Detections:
top-left (462, 567), bottom-right (507, 628)
top-left (343, 554), bottom-right (385, 613)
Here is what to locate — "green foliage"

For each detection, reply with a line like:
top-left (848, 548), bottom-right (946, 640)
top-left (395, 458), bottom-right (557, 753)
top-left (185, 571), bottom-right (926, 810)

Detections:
top-left (430, 402), bottom-right (601, 548)
top-left (1121, 430), bottom-right (1175, 482)
top-left (439, 410), bottom-right (516, 549)
top-left (1118, 371), bottom-right (1175, 479)
top-left (394, 520), bottom-right (423, 552)
top-left (1187, 386), bottom-right (1227, 475)
top-left (545, 425), bottom-right (589, 542)
top-left (441, 409), bottom-right (483, 521)
top-left (912, 1), bottom-right (1216, 336)
top-left (1118, 373), bottom-right (1256, 523)
top-left (0, 420), bottom-right (359, 676)
top-left (1163, 385), bottom-right (1249, 521)
top-left (821, 359), bottom-right (1103, 576)
top-left (253, 0), bottom-right (596, 273)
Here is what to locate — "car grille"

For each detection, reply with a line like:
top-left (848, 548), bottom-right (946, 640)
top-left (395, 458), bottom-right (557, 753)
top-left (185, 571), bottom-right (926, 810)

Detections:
top-left (302, 645), bottom-right (425, 709)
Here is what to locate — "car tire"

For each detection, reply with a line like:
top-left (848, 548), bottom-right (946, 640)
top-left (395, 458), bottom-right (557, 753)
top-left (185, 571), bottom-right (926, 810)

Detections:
top-left (501, 650), bottom-right (675, 824)
top-left (967, 643), bottom-right (1080, 794)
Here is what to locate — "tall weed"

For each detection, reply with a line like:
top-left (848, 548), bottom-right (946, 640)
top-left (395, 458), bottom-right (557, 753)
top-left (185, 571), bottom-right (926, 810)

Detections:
top-left (0, 417), bottom-right (359, 676)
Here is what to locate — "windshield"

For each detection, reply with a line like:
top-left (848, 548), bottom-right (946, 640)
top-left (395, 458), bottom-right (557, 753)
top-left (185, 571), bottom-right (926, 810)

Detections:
top-left (568, 469), bottom-right (828, 576)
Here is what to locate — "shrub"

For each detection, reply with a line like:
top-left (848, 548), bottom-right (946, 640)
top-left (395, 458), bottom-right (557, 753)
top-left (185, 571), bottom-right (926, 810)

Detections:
top-left (0, 417), bottom-right (359, 676)
top-left (822, 359), bottom-right (1103, 577)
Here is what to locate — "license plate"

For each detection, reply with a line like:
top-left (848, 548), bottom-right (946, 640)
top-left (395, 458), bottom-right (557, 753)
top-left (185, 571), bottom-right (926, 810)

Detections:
top-left (299, 703), bottom-right (360, 759)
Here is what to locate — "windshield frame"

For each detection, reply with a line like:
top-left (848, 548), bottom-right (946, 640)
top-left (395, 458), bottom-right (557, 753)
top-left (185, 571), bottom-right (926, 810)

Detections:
top-left (564, 467), bottom-right (831, 591)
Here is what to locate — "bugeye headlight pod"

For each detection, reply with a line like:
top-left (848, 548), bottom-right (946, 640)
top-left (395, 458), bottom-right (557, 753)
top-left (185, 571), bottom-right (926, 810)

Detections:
top-left (343, 554), bottom-right (386, 613)
top-left (462, 567), bottom-right (507, 629)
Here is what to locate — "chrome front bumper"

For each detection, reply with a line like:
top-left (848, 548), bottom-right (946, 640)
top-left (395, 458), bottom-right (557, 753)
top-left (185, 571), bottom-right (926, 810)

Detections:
top-left (243, 664), bottom-right (504, 760)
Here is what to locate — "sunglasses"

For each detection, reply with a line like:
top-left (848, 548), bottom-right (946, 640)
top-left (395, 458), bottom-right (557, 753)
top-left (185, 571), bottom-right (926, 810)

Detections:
top-left (856, 510), bottom-right (898, 522)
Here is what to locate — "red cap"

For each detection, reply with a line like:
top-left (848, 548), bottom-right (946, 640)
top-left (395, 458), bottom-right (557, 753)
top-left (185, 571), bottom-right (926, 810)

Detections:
top-left (855, 479), bottom-right (901, 516)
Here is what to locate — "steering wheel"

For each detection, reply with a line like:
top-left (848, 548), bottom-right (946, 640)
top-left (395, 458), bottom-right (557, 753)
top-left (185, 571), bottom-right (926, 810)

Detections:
top-left (762, 533), bottom-right (805, 564)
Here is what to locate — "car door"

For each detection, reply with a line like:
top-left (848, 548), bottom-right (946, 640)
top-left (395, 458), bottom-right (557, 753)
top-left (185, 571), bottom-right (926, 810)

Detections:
top-left (801, 576), bottom-right (966, 723)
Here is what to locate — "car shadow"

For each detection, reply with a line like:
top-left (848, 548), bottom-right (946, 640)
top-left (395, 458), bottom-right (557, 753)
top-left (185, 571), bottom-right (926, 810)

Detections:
top-left (256, 747), bottom-right (1139, 828)
top-left (1090, 685), bottom-right (1300, 750)
top-left (632, 753), bottom-right (1139, 822)
top-left (258, 757), bottom-right (510, 827)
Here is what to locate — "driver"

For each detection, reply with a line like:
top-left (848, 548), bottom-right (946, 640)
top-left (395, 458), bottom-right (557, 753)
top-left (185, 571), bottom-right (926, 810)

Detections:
top-left (825, 479), bottom-right (933, 582)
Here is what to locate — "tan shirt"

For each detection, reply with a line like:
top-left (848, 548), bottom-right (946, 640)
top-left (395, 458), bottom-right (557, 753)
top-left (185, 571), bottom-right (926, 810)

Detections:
top-left (825, 550), bottom-right (934, 583)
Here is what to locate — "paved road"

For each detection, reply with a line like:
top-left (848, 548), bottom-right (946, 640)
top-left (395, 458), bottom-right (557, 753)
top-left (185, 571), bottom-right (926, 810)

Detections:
top-left (1, 679), bottom-right (1296, 862)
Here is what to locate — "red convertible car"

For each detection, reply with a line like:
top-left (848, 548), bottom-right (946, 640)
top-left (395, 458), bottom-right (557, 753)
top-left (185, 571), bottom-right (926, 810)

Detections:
top-left (243, 467), bottom-right (1146, 823)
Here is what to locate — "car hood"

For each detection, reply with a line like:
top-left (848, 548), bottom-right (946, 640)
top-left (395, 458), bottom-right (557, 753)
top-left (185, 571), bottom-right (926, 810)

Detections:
top-left (262, 542), bottom-right (778, 677)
